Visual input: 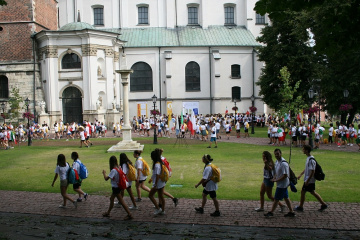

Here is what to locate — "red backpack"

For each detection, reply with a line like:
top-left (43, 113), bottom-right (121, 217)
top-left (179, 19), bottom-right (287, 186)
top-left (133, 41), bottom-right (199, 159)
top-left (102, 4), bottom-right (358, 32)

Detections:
top-left (114, 167), bottom-right (128, 190)
top-left (162, 157), bottom-right (172, 176)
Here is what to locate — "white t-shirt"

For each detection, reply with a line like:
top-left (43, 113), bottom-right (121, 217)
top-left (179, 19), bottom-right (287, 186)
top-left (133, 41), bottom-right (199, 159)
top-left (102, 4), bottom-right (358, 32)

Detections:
top-left (72, 159), bottom-right (82, 173)
top-left (203, 164), bottom-right (218, 192)
top-left (275, 158), bottom-right (290, 188)
top-left (210, 126), bottom-right (217, 138)
top-left (151, 163), bottom-right (166, 189)
top-left (80, 131), bottom-right (85, 140)
top-left (135, 157), bottom-right (147, 181)
top-left (55, 164), bottom-right (70, 181)
top-left (329, 127), bottom-right (333, 136)
top-left (291, 126), bottom-right (297, 137)
top-left (108, 168), bottom-right (119, 188)
top-left (304, 156), bottom-right (316, 184)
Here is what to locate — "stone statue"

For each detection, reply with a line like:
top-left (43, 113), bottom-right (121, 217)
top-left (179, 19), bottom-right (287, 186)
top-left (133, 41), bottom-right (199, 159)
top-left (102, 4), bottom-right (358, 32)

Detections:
top-left (96, 96), bottom-right (102, 110)
top-left (97, 66), bottom-right (102, 76)
top-left (39, 101), bottom-right (46, 114)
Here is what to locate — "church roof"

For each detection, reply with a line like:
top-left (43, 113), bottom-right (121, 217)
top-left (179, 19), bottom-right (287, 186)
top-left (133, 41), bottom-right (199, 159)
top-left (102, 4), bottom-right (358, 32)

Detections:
top-left (104, 26), bottom-right (260, 47)
top-left (59, 22), bottom-right (95, 31)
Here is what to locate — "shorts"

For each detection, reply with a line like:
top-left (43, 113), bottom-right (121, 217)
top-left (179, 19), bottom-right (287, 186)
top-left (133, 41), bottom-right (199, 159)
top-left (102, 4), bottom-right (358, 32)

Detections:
top-left (274, 187), bottom-right (289, 200)
top-left (158, 129), bottom-right (162, 133)
top-left (203, 189), bottom-right (217, 199)
top-left (73, 182), bottom-right (82, 190)
top-left (315, 139), bottom-right (319, 143)
top-left (201, 130), bottom-right (207, 136)
top-left (60, 179), bottom-right (68, 187)
top-left (356, 138), bottom-right (360, 144)
top-left (112, 187), bottom-right (121, 195)
top-left (86, 136), bottom-right (89, 140)
top-left (216, 129), bottom-right (219, 134)
top-left (113, 130), bottom-right (116, 133)
top-left (301, 136), bottom-right (307, 141)
top-left (302, 183), bottom-right (315, 192)
top-left (263, 178), bottom-right (274, 188)
top-left (236, 129), bottom-right (240, 133)
top-left (341, 136), bottom-right (347, 141)
top-left (210, 137), bottom-right (217, 142)
top-left (292, 136), bottom-right (297, 142)
top-left (138, 179), bottom-right (146, 184)
top-left (245, 129), bottom-right (248, 133)
top-left (226, 131), bottom-right (230, 134)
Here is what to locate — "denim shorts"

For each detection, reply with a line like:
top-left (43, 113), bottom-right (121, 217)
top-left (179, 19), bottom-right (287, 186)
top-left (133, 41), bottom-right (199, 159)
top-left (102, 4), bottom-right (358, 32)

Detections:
top-left (263, 178), bottom-right (274, 188)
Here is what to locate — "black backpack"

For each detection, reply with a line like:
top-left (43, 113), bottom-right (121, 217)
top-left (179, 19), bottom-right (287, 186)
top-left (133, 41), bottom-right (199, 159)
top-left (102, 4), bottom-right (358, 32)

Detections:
top-left (309, 157), bottom-right (325, 181)
top-left (281, 160), bottom-right (297, 185)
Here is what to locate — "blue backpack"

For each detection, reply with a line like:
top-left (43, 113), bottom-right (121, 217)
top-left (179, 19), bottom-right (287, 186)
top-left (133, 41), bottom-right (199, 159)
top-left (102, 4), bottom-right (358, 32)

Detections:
top-left (76, 160), bottom-right (89, 179)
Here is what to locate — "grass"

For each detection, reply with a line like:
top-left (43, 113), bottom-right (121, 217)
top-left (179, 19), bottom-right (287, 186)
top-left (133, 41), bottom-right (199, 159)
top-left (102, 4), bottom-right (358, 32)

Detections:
top-left (0, 135), bottom-right (359, 203)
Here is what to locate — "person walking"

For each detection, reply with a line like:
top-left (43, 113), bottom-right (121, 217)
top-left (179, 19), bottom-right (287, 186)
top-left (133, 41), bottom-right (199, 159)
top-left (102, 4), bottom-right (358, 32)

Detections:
top-left (295, 145), bottom-right (328, 212)
top-left (71, 152), bottom-right (88, 202)
top-left (148, 150), bottom-right (167, 215)
top-left (102, 156), bottom-right (133, 220)
top-left (207, 122), bottom-right (218, 148)
top-left (119, 153), bottom-right (138, 210)
top-left (51, 154), bottom-right (77, 208)
top-left (133, 150), bottom-right (151, 202)
top-left (194, 154), bottom-right (220, 217)
top-left (264, 149), bottom-right (295, 217)
top-left (255, 151), bottom-right (286, 212)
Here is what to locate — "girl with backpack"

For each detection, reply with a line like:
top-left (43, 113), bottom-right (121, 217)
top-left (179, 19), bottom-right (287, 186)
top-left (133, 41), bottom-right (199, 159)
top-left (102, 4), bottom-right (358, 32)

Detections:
top-left (149, 150), bottom-right (166, 215)
top-left (102, 156), bottom-right (133, 220)
top-left (119, 153), bottom-right (138, 210)
top-left (71, 152), bottom-right (88, 202)
top-left (194, 154), bottom-right (221, 217)
top-left (133, 150), bottom-right (151, 202)
top-left (254, 151), bottom-right (286, 213)
top-left (51, 154), bottom-right (77, 209)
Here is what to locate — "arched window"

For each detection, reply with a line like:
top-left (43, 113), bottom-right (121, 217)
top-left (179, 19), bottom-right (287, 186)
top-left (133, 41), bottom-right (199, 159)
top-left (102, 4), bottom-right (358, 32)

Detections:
top-left (130, 62), bottom-right (153, 91)
top-left (138, 5), bottom-right (149, 24)
top-left (185, 61), bottom-right (200, 91)
top-left (224, 6), bottom-right (235, 25)
top-left (0, 75), bottom-right (9, 98)
top-left (62, 53), bottom-right (81, 69)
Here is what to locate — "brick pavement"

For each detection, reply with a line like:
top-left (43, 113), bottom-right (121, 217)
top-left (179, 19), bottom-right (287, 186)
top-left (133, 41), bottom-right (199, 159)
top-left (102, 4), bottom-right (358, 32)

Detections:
top-left (0, 190), bottom-right (359, 231)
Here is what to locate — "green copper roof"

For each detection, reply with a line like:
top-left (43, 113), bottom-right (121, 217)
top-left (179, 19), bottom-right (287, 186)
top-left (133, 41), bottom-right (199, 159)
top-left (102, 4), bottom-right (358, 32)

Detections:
top-left (118, 26), bottom-right (260, 47)
top-left (59, 22), bottom-right (95, 31)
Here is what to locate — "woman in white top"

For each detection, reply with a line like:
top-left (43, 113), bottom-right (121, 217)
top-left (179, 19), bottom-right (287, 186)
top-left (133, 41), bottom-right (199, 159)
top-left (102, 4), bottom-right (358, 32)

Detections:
top-left (149, 150), bottom-right (167, 215)
top-left (51, 154), bottom-right (77, 208)
top-left (102, 156), bottom-right (133, 220)
top-left (134, 150), bottom-right (151, 202)
top-left (119, 153), bottom-right (137, 210)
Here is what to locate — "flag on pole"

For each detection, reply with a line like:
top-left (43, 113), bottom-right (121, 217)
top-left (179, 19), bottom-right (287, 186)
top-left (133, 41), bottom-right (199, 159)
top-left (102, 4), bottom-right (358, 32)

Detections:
top-left (225, 106), bottom-right (228, 114)
top-left (297, 110), bottom-right (303, 124)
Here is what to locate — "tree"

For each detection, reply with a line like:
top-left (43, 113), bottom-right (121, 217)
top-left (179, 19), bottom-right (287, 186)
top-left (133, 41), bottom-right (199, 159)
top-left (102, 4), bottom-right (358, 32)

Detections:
top-left (255, 0), bottom-right (360, 124)
top-left (0, 0), bottom-right (7, 6)
top-left (256, 10), bottom-right (319, 111)
top-left (7, 87), bottom-right (23, 121)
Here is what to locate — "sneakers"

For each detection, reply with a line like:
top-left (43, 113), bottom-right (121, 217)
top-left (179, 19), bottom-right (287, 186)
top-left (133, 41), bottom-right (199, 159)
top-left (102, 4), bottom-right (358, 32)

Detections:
top-left (195, 207), bottom-right (204, 214)
top-left (279, 205), bottom-right (287, 213)
top-left (154, 208), bottom-right (163, 215)
top-left (294, 206), bottom-right (304, 212)
top-left (158, 210), bottom-right (165, 215)
top-left (135, 198), bottom-right (142, 202)
top-left (319, 204), bottom-right (328, 211)
top-left (214, 146), bottom-right (217, 148)
top-left (58, 204), bottom-right (66, 208)
top-left (210, 211), bottom-right (221, 217)
top-left (264, 212), bottom-right (274, 217)
top-left (76, 198), bottom-right (82, 202)
top-left (84, 193), bottom-right (88, 201)
top-left (284, 212), bottom-right (296, 217)
top-left (73, 201), bottom-right (78, 209)
top-left (254, 207), bottom-right (264, 212)
top-left (207, 146), bottom-right (211, 148)
top-left (173, 198), bottom-right (179, 207)
top-left (129, 205), bottom-right (138, 210)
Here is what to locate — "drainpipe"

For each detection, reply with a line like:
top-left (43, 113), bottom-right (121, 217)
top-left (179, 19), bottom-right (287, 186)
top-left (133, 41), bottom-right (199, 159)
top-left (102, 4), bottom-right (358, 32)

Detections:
top-left (159, 47), bottom-right (162, 113)
top-left (119, 0), bottom-right (122, 28)
top-left (208, 47), bottom-right (213, 114)
top-left (31, 33), bottom-right (37, 122)
top-left (175, 0), bottom-right (178, 27)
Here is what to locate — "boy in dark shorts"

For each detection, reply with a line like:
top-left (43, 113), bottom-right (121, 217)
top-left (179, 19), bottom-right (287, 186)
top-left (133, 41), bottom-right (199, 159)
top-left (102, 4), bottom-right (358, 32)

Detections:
top-left (295, 145), bottom-right (327, 212)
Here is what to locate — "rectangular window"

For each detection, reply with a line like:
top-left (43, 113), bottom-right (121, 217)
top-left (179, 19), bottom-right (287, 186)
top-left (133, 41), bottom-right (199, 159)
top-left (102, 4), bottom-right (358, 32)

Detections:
top-left (225, 7), bottom-right (234, 25)
top-left (231, 64), bottom-right (241, 78)
top-left (94, 8), bottom-right (104, 25)
top-left (256, 13), bottom-right (266, 24)
top-left (138, 7), bottom-right (149, 24)
top-left (188, 7), bottom-right (198, 25)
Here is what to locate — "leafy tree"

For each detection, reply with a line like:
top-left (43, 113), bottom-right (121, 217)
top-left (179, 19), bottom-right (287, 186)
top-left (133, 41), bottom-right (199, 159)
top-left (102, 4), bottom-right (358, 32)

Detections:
top-left (256, 11), bottom-right (319, 111)
top-left (255, 0), bottom-right (360, 125)
top-left (0, 0), bottom-right (7, 6)
top-left (7, 87), bottom-right (23, 121)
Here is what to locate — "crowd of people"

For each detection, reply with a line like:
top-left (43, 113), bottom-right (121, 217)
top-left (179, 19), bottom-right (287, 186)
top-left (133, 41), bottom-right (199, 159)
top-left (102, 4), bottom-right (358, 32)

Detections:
top-left (1, 112), bottom-right (360, 151)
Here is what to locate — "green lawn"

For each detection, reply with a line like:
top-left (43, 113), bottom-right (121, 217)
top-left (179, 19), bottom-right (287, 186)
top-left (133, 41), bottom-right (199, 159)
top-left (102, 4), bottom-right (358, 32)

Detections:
top-left (0, 136), bottom-right (359, 203)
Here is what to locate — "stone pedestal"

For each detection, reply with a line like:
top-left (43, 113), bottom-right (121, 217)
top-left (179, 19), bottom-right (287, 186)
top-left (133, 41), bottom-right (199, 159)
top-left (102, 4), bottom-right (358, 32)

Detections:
top-left (107, 66), bottom-right (144, 152)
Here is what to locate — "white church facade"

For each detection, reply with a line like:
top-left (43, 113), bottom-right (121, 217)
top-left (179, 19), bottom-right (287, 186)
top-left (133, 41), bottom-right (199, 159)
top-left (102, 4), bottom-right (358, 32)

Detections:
top-left (34, 0), bottom-right (268, 125)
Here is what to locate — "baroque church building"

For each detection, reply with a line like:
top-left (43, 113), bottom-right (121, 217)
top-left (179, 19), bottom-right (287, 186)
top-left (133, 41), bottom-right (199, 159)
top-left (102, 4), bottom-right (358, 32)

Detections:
top-left (0, 0), bottom-right (268, 125)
